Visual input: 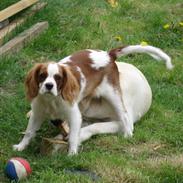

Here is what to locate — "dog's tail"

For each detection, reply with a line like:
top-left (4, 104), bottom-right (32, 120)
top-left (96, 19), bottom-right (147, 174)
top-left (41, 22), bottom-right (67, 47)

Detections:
top-left (109, 45), bottom-right (173, 70)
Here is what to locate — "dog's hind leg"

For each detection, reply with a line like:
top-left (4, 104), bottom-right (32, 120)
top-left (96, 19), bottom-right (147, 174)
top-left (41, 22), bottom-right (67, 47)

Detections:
top-left (79, 121), bottom-right (120, 143)
top-left (79, 94), bottom-right (133, 143)
top-left (100, 84), bottom-right (134, 138)
top-left (108, 94), bottom-right (134, 138)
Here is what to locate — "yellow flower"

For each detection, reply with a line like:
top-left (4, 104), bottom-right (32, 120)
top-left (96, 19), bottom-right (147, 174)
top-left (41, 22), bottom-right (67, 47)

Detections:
top-left (140, 41), bottom-right (148, 46)
top-left (114, 36), bottom-right (122, 41)
top-left (108, 0), bottom-right (118, 8)
top-left (179, 22), bottom-right (183, 27)
top-left (163, 24), bottom-right (170, 29)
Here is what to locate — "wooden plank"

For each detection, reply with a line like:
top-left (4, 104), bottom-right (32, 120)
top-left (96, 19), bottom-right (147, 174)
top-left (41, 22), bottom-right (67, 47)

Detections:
top-left (0, 19), bottom-right (24, 45)
top-left (0, 0), bottom-right (38, 22)
top-left (0, 19), bottom-right (9, 29)
top-left (0, 2), bottom-right (47, 45)
top-left (0, 21), bottom-right (48, 56)
top-left (42, 137), bottom-right (68, 145)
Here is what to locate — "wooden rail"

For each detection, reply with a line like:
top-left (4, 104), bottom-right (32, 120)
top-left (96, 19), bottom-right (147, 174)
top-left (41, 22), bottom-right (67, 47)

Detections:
top-left (0, 0), bottom-right (38, 22)
top-left (0, 21), bottom-right (48, 56)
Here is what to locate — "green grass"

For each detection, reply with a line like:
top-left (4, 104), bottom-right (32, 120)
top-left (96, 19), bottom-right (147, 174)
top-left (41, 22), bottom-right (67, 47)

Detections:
top-left (0, 0), bottom-right (183, 182)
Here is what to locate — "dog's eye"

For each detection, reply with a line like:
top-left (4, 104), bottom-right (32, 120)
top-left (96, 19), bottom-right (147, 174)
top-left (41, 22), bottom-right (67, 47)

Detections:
top-left (39, 73), bottom-right (47, 82)
top-left (54, 74), bottom-right (62, 81)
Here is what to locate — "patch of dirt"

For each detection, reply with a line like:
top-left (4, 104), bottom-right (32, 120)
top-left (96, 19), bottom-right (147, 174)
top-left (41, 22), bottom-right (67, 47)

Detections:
top-left (126, 142), bottom-right (166, 156)
top-left (0, 87), bottom-right (16, 97)
top-left (146, 154), bottom-right (183, 168)
top-left (95, 162), bottom-right (146, 183)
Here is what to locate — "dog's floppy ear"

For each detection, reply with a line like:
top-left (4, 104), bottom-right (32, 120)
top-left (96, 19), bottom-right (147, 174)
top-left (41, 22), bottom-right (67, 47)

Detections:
top-left (25, 63), bottom-right (43, 101)
top-left (60, 66), bottom-right (80, 104)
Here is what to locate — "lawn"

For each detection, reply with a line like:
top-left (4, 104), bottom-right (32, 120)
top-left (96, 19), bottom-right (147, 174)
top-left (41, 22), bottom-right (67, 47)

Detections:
top-left (0, 0), bottom-right (183, 182)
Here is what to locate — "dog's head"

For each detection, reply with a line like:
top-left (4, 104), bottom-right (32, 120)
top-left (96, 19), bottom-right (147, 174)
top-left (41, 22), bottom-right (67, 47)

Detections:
top-left (25, 63), bottom-right (79, 103)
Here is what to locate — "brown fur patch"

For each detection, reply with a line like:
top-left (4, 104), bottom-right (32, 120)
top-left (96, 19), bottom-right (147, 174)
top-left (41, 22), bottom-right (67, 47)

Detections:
top-left (60, 65), bottom-right (80, 104)
top-left (65, 50), bottom-right (120, 98)
top-left (25, 63), bottom-right (48, 101)
top-left (109, 46), bottom-right (127, 61)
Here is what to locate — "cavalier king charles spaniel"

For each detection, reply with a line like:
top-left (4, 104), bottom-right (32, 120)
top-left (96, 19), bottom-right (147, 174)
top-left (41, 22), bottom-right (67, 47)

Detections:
top-left (13, 45), bottom-right (173, 155)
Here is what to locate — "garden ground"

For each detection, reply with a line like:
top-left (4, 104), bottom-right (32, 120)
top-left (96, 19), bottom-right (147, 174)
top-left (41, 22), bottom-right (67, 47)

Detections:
top-left (0, 0), bottom-right (183, 182)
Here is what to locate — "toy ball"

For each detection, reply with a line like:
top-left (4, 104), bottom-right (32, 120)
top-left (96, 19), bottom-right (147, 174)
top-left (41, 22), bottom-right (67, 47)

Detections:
top-left (5, 157), bottom-right (32, 181)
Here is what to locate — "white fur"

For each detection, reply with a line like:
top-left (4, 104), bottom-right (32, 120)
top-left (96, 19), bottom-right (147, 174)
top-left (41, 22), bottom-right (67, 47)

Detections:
top-left (88, 50), bottom-right (111, 69)
top-left (66, 103), bottom-right (82, 155)
top-left (120, 45), bottom-right (173, 69)
top-left (117, 62), bottom-right (152, 122)
top-left (59, 55), bottom-right (72, 63)
top-left (91, 76), bottom-right (133, 136)
top-left (39, 63), bottom-right (59, 96)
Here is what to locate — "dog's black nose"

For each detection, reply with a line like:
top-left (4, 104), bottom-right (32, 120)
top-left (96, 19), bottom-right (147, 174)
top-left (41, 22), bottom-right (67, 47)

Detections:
top-left (45, 83), bottom-right (53, 90)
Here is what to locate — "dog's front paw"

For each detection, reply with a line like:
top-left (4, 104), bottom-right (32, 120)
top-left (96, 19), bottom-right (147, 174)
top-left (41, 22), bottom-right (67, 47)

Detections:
top-left (124, 130), bottom-right (133, 138)
top-left (68, 149), bottom-right (78, 156)
top-left (13, 144), bottom-right (25, 151)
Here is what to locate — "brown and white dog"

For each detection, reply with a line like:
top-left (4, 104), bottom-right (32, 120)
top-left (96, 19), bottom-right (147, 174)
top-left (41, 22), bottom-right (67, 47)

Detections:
top-left (13, 45), bottom-right (173, 155)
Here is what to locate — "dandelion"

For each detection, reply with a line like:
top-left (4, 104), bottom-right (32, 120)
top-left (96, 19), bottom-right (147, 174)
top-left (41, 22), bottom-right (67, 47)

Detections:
top-left (140, 41), bottom-right (148, 46)
top-left (163, 24), bottom-right (170, 29)
top-left (179, 22), bottom-right (183, 27)
top-left (114, 36), bottom-right (122, 41)
top-left (108, 0), bottom-right (118, 8)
